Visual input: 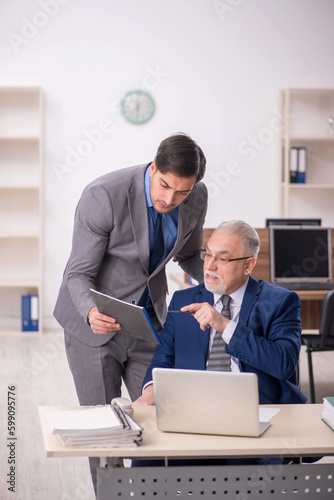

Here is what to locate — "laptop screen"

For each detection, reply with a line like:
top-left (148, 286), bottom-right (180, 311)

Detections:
top-left (269, 225), bottom-right (332, 283)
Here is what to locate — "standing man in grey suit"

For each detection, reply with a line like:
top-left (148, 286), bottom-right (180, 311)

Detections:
top-left (54, 131), bottom-right (207, 435)
top-left (55, 132), bottom-right (207, 405)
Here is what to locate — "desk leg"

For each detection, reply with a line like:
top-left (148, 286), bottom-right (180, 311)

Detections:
top-left (306, 348), bottom-right (316, 404)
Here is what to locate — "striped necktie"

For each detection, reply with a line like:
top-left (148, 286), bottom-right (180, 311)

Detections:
top-left (206, 295), bottom-right (231, 372)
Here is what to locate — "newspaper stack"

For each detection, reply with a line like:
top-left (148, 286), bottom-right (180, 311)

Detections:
top-left (322, 397), bottom-right (334, 432)
top-left (46, 404), bottom-right (142, 448)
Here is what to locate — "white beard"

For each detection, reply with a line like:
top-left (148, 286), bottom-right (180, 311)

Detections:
top-left (204, 270), bottom-right (227, 295)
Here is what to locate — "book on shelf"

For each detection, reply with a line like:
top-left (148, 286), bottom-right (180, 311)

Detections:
top-left (90, 288), bottom-right (161, 345)
top-left (46, 403), bottom-right (142, 448)
top-left (289, 147), bottom-right (298, 183)
top-left (321, 396), bottom-right (334, 432)
top-left (289, 146), bottom-right (307, 184)
top-left (186, 274), bottom-right (198, 286)
top-left (297, 147), bottom-right (307, 183)
top-left (21, 294), bottom-right (39, 332)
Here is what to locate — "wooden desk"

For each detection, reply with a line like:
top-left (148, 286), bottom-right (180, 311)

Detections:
top-left (39, 404), bottom-right (334, 459)
top-left (39, 405), bottom-right (334, 499)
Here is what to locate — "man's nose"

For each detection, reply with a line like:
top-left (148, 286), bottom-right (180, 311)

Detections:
top-left (163, 191), bottom-right (175, 206)
top-left (206, 256), bottom-right (218, 269)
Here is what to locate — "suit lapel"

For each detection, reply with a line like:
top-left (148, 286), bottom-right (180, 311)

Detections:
top-left (127, 164), bottom-right (150, 273)
top-left (172, 197), bottom-right (193, 254)
top-left (239, 276), bottom-right (261, 325)
top-left (195, 285), bottom-right (214, 356)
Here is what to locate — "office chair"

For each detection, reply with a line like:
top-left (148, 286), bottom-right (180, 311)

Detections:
top-left (301, 288), bottom-right (334, 403)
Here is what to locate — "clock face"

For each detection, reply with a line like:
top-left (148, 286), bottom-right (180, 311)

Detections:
top-left (121, 90), bottom-right (155, 124)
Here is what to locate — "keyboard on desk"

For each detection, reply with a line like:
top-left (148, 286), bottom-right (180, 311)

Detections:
top-left (276, 282), bottom-right (334, 291)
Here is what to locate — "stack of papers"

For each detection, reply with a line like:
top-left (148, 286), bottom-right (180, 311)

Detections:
top-left (46, 404), bottom-right (143, 448)
top-left (322, 397), bottom-right (334, 432)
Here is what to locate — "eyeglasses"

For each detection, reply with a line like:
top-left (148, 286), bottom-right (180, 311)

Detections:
top-left (200, 251), bottom-right (253, 265)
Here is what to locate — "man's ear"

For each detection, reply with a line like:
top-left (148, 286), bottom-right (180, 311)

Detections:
top-left (149, 161), bottom-right (157, 177)
top-left (244, 257), bottom-right (257, 276)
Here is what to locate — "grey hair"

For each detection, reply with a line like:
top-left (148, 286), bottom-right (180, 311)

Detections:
top-left (212, 220), bottom-right (260, 259)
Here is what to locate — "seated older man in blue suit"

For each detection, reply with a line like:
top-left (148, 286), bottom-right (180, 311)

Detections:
top-left (133, 219), bottom-right (306, 466)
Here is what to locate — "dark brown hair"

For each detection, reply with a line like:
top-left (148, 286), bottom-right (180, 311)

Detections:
top-left (154, 133), bottom-right (206, 182)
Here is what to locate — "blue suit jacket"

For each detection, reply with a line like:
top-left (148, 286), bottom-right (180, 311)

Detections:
top-left (143, 276), bottom-right (307, 405)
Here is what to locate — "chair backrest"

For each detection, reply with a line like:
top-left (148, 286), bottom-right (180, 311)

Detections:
top-left (318, 288), bottom-right (334, 349)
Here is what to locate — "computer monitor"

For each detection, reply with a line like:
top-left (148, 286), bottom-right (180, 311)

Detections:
top-left (266, 218), bottom-right (322, 227)
top-left (269, 225), bottom-right (332, 284)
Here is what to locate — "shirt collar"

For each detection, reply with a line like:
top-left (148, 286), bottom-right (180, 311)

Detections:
top-left (144, 164), bottom-right (153, 208)
top-left (213, 278), bottom-right (249, 307)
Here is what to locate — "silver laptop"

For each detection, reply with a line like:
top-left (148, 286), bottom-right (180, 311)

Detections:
top-left (153, 368), bottom-right (270, 437)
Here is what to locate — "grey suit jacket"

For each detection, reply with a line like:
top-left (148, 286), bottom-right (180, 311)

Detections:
top-left (54, 163), bottom-right (208, 346)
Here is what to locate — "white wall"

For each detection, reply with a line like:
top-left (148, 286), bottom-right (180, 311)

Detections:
top-left (1, 0), bottom-right (334, 329)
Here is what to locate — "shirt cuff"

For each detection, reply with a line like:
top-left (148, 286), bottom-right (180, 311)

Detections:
top-left (142, 381), bottom-right (153, 392)
top-left (222, 320), bottom-right (237, 344)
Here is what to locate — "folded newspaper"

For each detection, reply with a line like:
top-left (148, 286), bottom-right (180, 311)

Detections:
top-left (46, 404), bottom-right (142, 448)
top-left (322, 397), bottom-right (334, 432)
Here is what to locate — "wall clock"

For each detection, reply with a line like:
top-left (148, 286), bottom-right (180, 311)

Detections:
top-left (121, 90), bottom-right (155, 124)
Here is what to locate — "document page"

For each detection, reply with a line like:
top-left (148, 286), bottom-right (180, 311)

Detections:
top-left (259, 407), bottom-right (281, 422)
top-left (47, 406), bottom-right (122, 433)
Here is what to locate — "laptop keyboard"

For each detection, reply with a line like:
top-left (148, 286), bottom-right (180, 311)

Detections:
top-left (276, 282), bottom-right (334, 291)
